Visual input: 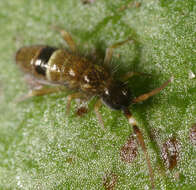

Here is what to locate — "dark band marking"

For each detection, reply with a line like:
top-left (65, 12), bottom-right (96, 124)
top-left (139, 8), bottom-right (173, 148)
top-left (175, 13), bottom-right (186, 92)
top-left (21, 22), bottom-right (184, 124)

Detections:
top-left (35, 46), bottom-right (56, 76)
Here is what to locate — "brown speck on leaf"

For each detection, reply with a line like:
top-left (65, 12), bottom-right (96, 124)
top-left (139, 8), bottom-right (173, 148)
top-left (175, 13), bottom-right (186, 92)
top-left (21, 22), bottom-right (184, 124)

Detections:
top-left (81, 0), bottom-right (95, 4)
top-left (119, 1), bottom-right (141, 11)
top-left (161, 137), bottom-right (180, 170)
top-left (173, 171), bottom-right (180, 181)
top-left (114, 53), bottom-right (121, 59)
top-left (189, 124), bottom-right (196, 145)
top-left (76, 106), bottom-right (88, 116)
top-left (65, 157), bottom-right (74, 164)
top-left (120, 135), bottom-right (138, 163)
top-left (103, 172), bottom-right (118, 190)
top-left (149, 128), bottom-right (161, 142)
top-left (135, 2), bottom-right (141, 8)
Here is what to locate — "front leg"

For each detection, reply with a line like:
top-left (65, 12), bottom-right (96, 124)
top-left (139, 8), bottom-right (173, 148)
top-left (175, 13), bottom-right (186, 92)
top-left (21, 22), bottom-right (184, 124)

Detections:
top-left (133, 78), bottom-right (172, 103)
top-left (123, 108), bottom-right (154, 189)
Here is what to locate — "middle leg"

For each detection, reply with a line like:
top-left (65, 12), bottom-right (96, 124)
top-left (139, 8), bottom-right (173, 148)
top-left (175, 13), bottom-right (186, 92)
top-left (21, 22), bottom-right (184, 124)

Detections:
top-left (66, 92), bottom-right (88, 114)
top-left (104, 37), bottom-right (133, 68)
top-left (94, 99), bottom-right (105, 129)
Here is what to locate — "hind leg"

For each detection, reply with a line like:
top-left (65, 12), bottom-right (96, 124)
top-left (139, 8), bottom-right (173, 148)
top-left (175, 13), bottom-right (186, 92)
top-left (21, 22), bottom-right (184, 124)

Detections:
top-left (52, 26), bottom-right (77, 52)
top-left (16, 86), bottom-right (65, 102)
top-left (16, 74), bottom-right (64, 102)
top-left (23, 74), bottom-right (44, 90)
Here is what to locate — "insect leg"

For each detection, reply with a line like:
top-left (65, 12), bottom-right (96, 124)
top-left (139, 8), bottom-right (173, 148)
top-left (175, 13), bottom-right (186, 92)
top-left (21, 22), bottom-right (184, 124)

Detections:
top-left (133, 125), bottom-right (155, 189)
top-left (120, 71), bottom-right (151, 81)
top-left (66, 92), bottom-right (87, 114)
top-left (94, 99), bottom-right (105, 129)
top-left (104, 37), bottom-right (132, 67)
top-left (16, 87), bottom-right (64, 102)
top-left (53, 26), bottom-right (77, 52)
top-left (132, 78), bottom-right (171, 103)
top-left (123, 108), bottom-right (154, 189)
top-left (23, 74), bottom-right (44, 89)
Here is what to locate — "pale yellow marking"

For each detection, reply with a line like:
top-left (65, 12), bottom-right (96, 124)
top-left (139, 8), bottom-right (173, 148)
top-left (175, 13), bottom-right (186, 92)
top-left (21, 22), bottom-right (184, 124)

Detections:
top-left (104, 88), bottom-right (109, 95)
top-left (84, 75), bottom-right (90, 83)
top-left (81, 84), bottom-right (92, 89)
top-left (68, 68), bottom-right (76, 77)
top-left (128, 116), bottom-right (137, 126)
top-left (46, 49), bottom-right (63, 81)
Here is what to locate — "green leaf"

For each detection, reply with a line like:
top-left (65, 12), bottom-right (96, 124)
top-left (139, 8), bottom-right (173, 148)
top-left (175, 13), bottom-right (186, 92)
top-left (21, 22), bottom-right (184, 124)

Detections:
top-left (0, 0), bottom-right (195, 189)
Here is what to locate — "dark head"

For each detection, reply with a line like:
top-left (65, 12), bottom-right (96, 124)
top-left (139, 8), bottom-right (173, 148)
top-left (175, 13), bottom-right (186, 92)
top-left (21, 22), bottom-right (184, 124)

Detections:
top-left (101, 80), bottom-right (132, 110)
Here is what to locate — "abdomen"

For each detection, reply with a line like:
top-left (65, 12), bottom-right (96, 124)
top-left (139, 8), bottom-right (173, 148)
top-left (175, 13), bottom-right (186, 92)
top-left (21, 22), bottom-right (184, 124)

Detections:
top-left (16, 45), bottom-right (57, 80)
top-left (16, 45), bottom-right (111, 94)
top-left (15, 45), bottom-right (90, 88)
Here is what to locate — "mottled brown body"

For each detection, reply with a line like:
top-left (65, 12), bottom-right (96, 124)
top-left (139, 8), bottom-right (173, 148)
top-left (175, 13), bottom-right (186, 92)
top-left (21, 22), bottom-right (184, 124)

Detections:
top-left (16, 46), bottom-right (112, 95)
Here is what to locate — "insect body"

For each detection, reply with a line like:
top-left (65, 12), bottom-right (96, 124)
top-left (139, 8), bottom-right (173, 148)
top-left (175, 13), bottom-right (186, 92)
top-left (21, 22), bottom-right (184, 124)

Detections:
top-left (15, 28), bottom-right (171, 188)
top-left (16, 46), bottom-right (131, 110)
